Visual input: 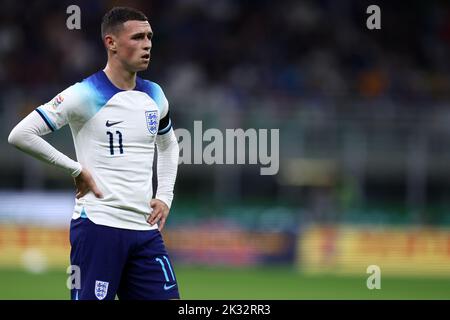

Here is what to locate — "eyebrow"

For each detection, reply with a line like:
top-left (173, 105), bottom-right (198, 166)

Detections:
top-left (131, 31), bottom-right (153, 38)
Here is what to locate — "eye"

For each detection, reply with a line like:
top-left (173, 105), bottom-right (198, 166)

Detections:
top-left (131, 33), bottom-right (146, 40)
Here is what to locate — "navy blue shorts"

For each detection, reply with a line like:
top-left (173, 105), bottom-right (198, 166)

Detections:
top-left (69, 217), bottom-right (179, 300)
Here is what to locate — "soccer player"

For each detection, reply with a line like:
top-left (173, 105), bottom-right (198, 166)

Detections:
top-left (8, 7), bottom-right (180, 300)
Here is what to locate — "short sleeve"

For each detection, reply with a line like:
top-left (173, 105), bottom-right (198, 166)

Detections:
top-left (140, 80), bottom-right (172, 135)
top-left (35, 84), bottom-right (83, 131)
top-left (156, 86), bottom-right (172, 134)
top-left (158, 110), bottom-right (172, 135)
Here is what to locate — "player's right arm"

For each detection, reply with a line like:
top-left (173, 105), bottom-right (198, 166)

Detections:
top-left (8, 110), bottom-right (82, 176)
top-left (8, 86), bottom-right (102, 198)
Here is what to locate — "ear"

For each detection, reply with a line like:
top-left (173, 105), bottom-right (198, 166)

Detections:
top-left (104, 35), bottom-right (117, 53)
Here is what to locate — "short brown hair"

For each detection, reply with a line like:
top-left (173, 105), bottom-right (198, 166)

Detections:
top-left (101, 7), bottom-right (148, 38)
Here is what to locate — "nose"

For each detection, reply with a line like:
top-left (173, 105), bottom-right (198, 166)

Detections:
top-left (144, 39), bottom-right (151, 51)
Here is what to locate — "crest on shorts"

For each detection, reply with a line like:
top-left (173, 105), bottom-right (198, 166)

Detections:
top-left (94, 280), bottom-right (109, 300)
top-left (145, 110), bottom-right (159, 134)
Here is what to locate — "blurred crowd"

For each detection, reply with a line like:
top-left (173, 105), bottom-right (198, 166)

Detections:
top-left (0, 0), bottom-right (449, 112)
top-left (1, 0), bottom-right (450, 219)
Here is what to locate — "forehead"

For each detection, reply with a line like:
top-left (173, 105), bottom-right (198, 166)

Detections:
top-left (121, 20), bottom-right (152, 35)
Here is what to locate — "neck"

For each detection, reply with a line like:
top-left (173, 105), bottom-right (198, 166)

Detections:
top-left (103, 61), bottom-right (137, 90)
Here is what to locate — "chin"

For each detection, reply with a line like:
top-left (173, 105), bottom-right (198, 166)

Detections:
top-left (135, 64), bottom-right (149, 72)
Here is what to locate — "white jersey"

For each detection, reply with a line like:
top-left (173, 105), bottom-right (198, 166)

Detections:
top-left (35, 71), bottom-right (175, 230)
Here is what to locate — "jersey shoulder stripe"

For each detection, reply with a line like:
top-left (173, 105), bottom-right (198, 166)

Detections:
top-left (82, 71), bottom-right (123, 112)
top-left (135, 77), bottom-right (168, 117)
top-left (34, 72), bottom-right (170, 133)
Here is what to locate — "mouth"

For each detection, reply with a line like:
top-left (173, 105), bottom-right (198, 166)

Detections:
top-left (141, 53), bottom-right (150, 61)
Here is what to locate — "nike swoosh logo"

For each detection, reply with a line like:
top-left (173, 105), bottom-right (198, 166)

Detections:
top-left (164, 283), bottom-right (177, 291)
top-left (106, 120), bottom-right (123, 127)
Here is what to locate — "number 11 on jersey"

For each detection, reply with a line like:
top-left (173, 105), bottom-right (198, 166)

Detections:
top-left (106, 131), bottom-right (124, 155)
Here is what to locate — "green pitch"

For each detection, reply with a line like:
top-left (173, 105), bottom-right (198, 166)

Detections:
top-left (0, 266), bottom-right (449, 300)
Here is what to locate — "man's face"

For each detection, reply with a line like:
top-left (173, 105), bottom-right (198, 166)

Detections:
top-left (110, 20), bottom-right (153, 72)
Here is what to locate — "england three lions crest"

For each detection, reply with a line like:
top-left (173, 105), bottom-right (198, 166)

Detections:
top-left (95, 280), bottom-right (109, 300)
top-left (146, 110), bottom-right (159, 135)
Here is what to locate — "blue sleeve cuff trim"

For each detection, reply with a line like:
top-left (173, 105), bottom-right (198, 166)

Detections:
top-left (35, 108), bottom-right (56, 132)
top-left (158, 119), bottom-right (172, 135)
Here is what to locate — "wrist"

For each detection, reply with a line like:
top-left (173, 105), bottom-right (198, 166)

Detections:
top-left (71, 163), bottom-right (82, 178)
top-left (155, 195), bottom-right (172, 209)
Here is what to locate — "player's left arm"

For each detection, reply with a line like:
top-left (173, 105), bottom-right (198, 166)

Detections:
top-left (148, 110), bottom-right (179, 231)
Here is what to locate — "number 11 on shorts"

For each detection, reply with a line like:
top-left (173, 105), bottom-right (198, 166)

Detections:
top-left (155, 256), bottom-right (176, 282)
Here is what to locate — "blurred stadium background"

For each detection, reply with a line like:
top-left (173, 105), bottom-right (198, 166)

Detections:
top-left (1, 0), bottom-right (450, 299)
